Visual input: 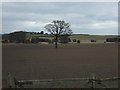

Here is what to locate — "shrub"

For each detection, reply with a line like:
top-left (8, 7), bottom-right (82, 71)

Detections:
top-left (73, 39), bottom-right (77, 42)
top-left (91, 40), bottom-right (96, 42)
top-left (59, 35), bottom-right (70, 44)
top-left (77, 40), bottom-right (80, 43)
top-left (2, 40), bottom-right (9, 43)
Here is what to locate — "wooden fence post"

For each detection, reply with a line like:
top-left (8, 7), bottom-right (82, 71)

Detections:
top-left (91, 74), bottom-right (96, 89)
top-left (7, 73), bottom-right (16, 88)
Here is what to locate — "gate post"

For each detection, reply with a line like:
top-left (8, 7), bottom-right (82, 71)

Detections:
top-left (7, 73), bottom-right (16, 88)
top-left (91, 74), bottom-right (96, 89)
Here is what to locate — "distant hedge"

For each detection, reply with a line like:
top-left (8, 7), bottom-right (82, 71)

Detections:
top-left (106, 38), bottom-right (120, 42)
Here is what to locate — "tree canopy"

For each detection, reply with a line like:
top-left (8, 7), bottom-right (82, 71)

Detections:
top-left (45, 20), bottom-right (72, 48)
top-left (45, 20), bottom-right (72, 35)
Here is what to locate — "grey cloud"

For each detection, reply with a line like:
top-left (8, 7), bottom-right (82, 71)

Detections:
top-left (2, 2), bottom-right (118, 35)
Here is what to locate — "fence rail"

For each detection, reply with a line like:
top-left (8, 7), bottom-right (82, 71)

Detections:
top-left (7, 73), bottom-right (120, 88)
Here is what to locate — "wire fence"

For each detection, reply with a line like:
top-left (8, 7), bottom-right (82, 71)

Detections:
top-left (7, 73), bottom-right (120, 88)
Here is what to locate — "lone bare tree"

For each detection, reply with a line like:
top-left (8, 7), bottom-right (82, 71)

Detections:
top-left (45, 20), bottom-right (72, 48)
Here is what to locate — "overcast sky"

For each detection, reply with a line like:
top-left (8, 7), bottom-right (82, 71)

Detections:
top-left (2, 2), bottom-right (118, 35)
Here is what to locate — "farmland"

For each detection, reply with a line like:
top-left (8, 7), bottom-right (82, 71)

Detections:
top-left (29, 34), bottom-right (120, 42)
top-left (2, 43), bottom-right (119, 88)
top-left (26, 34), bottom-right (120, 44)
top-left (2, 32), bottom-right (120, 44)
top-left (70, 34), bottom-right (119, 40)
top-left (29, 34), bottom-right (119, 40)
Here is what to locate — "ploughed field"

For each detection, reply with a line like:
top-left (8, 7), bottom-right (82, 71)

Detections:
top-left (2, 43), bottom-right (118, 88)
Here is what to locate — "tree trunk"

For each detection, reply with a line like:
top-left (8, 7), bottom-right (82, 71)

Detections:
top-left (55, 35), bottom-right (58, 48)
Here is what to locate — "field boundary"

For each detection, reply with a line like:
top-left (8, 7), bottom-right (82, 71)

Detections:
top-left (7, 74), bottom-right (120, 88)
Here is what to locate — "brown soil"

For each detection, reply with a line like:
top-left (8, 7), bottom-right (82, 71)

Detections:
top-left (2, 43), bottom-right (119, 88)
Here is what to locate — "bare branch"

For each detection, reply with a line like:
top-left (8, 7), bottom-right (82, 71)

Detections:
top-left (44, 20), bottom-right (72, 48)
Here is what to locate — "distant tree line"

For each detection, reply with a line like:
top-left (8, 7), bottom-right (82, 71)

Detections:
top-left (2, 31), bottom-right (119, 44)
top-left (2, 31), bottom-right (72, 44)
top-left (106, 38), bottom-right (120, 42)
top-left (2, 31), bottom-right (27, 43)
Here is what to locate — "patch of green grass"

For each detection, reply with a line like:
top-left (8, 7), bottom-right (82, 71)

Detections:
top-left (69, 35), bottom-right (119, 40)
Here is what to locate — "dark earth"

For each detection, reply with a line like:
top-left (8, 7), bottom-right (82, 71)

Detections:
top-left (2, 43), bottom-right (119, 88)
